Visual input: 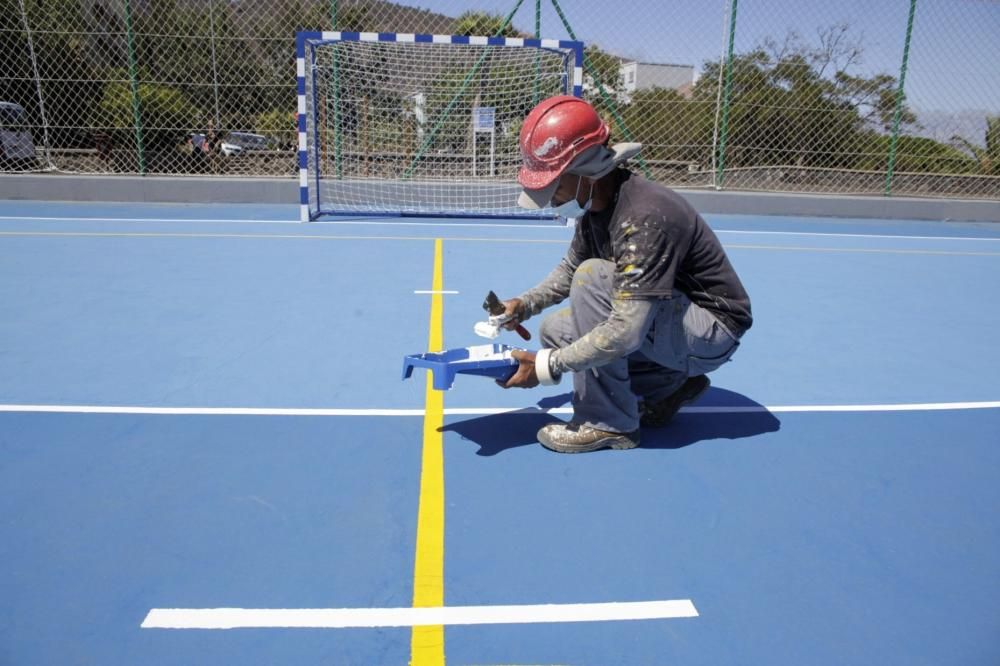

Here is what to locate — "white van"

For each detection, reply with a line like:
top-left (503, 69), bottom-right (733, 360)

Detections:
top-left (0, 102), bottom-right (38, 166)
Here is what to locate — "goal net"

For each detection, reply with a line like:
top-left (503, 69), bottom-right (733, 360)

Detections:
top-left (296, 32), bottom-right (583, 221)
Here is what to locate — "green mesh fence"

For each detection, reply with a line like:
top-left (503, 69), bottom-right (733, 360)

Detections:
top-left (1, 0), bottom-right (997, 200)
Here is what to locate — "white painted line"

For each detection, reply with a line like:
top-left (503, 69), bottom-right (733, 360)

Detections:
top-left (0, 231), bottom-right (565, 245)
top-left (414, 290), bottom-right (459, 295)
top-left (711, 401), bottom-right (1000, 413)
top-left (0, 405), bottom-right (429, 416)
top-left (2, 401), bottom-right (999, 416)
top-left (449, 401), bottom-right (1000, 414)
top-left (0, 215), bottom-right (565, 230)
top-left (141, 599), bottom-right (698, 629)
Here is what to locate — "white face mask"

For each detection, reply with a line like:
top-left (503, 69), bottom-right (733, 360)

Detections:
top-left (551, 178), bottom-right (594, 219)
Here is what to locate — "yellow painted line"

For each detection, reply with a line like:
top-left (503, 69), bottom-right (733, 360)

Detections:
top-left (411, 238), bottom-right (445, 665)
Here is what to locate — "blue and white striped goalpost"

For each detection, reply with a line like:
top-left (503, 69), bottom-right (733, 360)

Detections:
top-left (296, 32), bottom-right (584, 222)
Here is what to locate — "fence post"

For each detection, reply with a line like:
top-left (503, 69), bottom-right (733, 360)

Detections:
top-left (329, 0), bottom-right (343, 178)
top-left (16, 0), bottom-right (54, 170)
top-left (884, 0), bottom-right (918, 197)
top-left (208, 0), bottom-right (221, 131)
top-left (715, 0), bottom-right (739, 190)
top-left (122, 0), bottom-right (146, 174)
top-left (533, 0), bottom-right (541, 107)
top-left (549, 0), bottom-right (652, 179)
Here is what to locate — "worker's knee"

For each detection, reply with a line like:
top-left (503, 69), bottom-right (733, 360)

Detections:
top-left (539, 308), bottom-right (574, 348)
top-left (570, 259), bottom-right (614, 301)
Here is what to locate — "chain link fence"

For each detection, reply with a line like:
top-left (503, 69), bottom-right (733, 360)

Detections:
top-left (2, 0), bottom-right (998, 200)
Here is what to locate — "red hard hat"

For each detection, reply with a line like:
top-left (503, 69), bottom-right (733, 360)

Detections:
top-left (518, 95), bottom-right (610, 190)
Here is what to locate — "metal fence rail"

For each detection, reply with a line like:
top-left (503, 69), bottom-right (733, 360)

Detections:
top-left (2, 0), bottom-right (997, 200)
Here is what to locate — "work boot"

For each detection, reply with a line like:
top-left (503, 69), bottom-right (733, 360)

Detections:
top-left (536, 422), bottom-right (640, 454)
top-left (640, 375), bottom-right (711, 427)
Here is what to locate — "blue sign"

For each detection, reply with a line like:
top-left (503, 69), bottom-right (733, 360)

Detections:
top-left (473, 107), bottom-right (495, 132)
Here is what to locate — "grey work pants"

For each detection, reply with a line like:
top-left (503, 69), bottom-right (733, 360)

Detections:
top-left (538, 259), bottom-right (740, 433)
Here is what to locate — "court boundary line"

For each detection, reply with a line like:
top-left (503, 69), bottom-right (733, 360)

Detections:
top-left (3, 215), bottom-right (1000, 242)
top-left (3, 401), bottom-right (998, 415)
top-left (0, 215), bottom-right (565, 230)
top-left (140, 599), bottom-right (699, 629)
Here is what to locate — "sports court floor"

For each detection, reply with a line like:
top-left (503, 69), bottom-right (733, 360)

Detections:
top-left (1, 199), bottom-right (998, 665)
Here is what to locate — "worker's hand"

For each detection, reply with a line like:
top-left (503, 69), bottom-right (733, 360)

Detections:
top-left (498, 349), bottom-right (539, 389)
top-left (500, 298), bottom-right (527, 331)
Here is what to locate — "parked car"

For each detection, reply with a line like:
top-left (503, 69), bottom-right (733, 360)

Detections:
top-left (0, 101), bottom-right (37, 168)
top-left (219, 131), bottom-right (271, 156)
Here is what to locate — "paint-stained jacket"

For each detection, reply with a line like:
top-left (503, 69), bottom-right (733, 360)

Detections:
top-left (517, 170), bottom-right (752, 376)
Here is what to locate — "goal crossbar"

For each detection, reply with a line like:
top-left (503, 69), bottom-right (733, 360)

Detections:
top-left (296, 31), bottom-right (584, 221)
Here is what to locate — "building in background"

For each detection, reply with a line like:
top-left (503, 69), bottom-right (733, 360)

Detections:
top-left (619, 61), bottom-right (696, 101)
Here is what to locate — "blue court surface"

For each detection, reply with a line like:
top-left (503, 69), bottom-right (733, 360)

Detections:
top-left (1, 200), bottom-right (998, 665)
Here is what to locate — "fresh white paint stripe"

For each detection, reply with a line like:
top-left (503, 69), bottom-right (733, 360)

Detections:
top-left (3, 216), bottom-right (999, 241)
top-left (0, 405), bottom-right (428, 416)
top-left (2, 401), bottom-right (999, 416)
top-left (141, 600), bottom-right (698, 629)
top-left (414, 290), bottom-right (459, 294)
top-left (451, 402), bottom-right (1000, 414)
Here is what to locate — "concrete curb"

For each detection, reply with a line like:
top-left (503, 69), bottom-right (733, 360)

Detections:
top-left (1, 173), bottom-right (997, 222)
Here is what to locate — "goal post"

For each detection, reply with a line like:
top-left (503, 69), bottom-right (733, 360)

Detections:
top-left (296, 32), bottom-right (584, 222)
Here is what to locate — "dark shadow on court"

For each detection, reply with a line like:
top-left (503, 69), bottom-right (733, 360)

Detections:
top-left (440, 387), bottom-right (780, 456)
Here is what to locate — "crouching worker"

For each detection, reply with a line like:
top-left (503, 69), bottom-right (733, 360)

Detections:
top-left (498, 95), bottom-right (753, 453)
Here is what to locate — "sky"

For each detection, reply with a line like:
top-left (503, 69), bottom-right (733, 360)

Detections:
top-left (405, 0), bottom-right (1000, 124)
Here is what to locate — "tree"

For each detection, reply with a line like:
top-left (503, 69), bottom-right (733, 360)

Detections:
top-left (14, 0), bottom-right (104, 148)
top-left (452, 11), bottom-right (522, 38)
top-left (621, 86), bottom-right (712, 164)
top-left (98, 69), bottom-right (199, 152)
top-left (691, 25), bottom-right (918, 170)
top-left (581, 44), bottom-right (624, 123)
top-left (952, 116), bottom-right (1000, 175)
